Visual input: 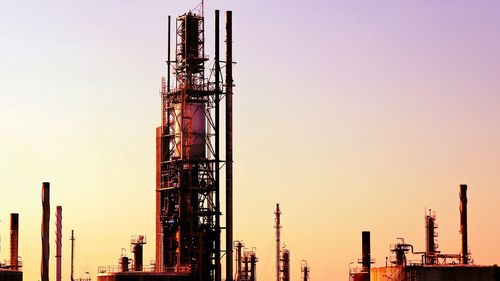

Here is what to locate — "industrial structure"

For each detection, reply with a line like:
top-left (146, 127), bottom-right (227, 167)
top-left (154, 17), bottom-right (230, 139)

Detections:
top-left (56, 206), bottom-right (62, 281)
top-left (0, 213), bottom-right (23, 281)
top-left (275, 204), bottom-right (292, 281)
top-left (350, 184), bottom-right (500, 281)
top-left (41, 182), bottom-right (50, 281)
top-left (234, 241), bottom-right (258, 281)
top-left (98, 2), bottom-right (235, 281)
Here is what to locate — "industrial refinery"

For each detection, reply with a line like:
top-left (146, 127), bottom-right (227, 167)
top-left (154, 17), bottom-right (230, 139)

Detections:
top-left (1, 2), bottom-right (500, 281)
top-left (350, 185), bottom-right (500, 281)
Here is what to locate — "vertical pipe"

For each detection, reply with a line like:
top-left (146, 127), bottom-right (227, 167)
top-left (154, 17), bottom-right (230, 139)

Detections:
top-left (167, 15), bottom-right (171, 94)
top-left (250, 253), bottom-right (256, 281)
top-left (236, 241), bottom-right (243, 280)
top-left (56, 206), bottom-right (62, 281)
top-left (156, 126), bottom-right (163, 271)
top-left (275, 204), bottom-right (281, 281)
top-left (362, 231), bottom-right (371, 274)
top-left (460, 184), bottom-right (468, 264)
top-left (41, 182), bottom-right (50, 281)
top-left (10, 213), bottom-right (19, 270)
top-left (214, 10), bottom-right (221, 281)
top-left (225, 10), bottom-right (234, 281)
top-left (70, 230), bottom-right (75, 281)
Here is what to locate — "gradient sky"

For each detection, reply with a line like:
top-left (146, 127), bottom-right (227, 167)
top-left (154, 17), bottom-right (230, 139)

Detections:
top-left (1, 1), bottom-right (500, 281)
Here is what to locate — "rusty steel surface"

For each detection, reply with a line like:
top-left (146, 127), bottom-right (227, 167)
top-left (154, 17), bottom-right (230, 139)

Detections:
top-left (41, 182), bottom-right (50, 281)
top-left (225, 10), bottom-right (234, 281)
top-left (10, 213), bottom-right (19, 270)
top-left (56, 206), bottom-right (62, 281)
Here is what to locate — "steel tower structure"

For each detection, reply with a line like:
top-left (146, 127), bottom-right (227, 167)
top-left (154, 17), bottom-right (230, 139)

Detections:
top-left (156, 4), bottom-right (231, 281)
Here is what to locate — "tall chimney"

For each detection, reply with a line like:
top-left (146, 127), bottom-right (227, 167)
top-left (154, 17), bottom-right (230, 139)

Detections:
top-left (56, 206), bottom-right (62, 281)
top-left (362, 231), bottom-right (371, 273)
top-left (225, 10), bottom-right (234, 281)
top-left (10, 213), bottom-right (19, 270)
top-left (41, 182), bottom-right (50, 281)
top-left (460, 184), bottom-right (468, 264)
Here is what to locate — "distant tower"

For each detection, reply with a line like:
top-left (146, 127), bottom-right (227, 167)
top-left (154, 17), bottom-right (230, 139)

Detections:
top-left (55, 206), bottom-right (62, 281)
top-left (70, 230), bottom-right (75, 281)
top-left (156, 3), bottom-right (232, 281)
top-left (131, 235), bottom-right (146, 271)
top-left (459, 184), bottom-right (469, 264)
top-left (275, 204), bottom-right (281, 281)
top-left (41, 182), bottom-right (50, 281)
top-left (425, 209), bottom-right (438, 264)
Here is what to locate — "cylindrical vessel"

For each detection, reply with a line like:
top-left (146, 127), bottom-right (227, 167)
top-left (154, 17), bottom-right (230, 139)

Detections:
top-left (121, 256), bottom-right (129, 272)
top-left (362, 231), bottom-right (371, 272)
top-left (174, 103), bottom-right (206, 159)
top-left (10, 213), bottom-right (19, 270)
top-left (282, 250), bottom-right (290, 281)
top-left (133, 244), bottom-right (143, 271)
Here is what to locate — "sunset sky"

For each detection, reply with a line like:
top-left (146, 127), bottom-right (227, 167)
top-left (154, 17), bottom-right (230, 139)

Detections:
top-left (1, 1), bottom-right (500, 281)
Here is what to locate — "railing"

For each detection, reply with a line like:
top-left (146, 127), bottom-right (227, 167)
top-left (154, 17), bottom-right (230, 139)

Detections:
top-left (97, 264), bottom-right (191, 274)
top-left (0, 259), bottom-right (23, 270)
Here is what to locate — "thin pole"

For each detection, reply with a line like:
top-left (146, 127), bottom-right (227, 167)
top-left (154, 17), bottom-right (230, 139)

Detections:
top-left (56, 206), bottom-right (62, 281)
top-left (167, 15), bottom-right (171, 94)
top-left (214, 9), bottom-right (222, 281)
top-left (70, 230), bottom-right (75, 281)
top-left (275, 204), bottom-right (281, 281)
top-left (225, 10), bottom-right (234, 281)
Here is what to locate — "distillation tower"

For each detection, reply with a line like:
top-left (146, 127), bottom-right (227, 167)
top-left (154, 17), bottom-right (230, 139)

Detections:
top-left (156, 4), bottom-right (233, 281)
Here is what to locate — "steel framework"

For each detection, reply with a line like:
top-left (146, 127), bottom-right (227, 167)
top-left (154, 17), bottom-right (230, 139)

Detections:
top-left (156, 5), bottom-right (227, 281)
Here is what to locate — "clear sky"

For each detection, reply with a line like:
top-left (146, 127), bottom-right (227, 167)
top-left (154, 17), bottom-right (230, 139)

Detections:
top-left (1, 1), bottom-right (500, 281)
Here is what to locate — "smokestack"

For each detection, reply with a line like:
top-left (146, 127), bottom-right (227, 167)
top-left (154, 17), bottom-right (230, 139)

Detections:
top-left (56, 206), bottom-right (62, 281)
top-left (41, 182), bottom-right (50, 281)
top-left (70, 230), bottom-right (75, 281)
top-left (362, 231), bottom-right (371, 273)
top-left (460, 184), bottom-right (468, 264)
top-left (214, 10), bottom-right (222, 281)
top-left (10, 213), bottom-right (19, 270)
top-left (225, 10), bottom-right (234, 281)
